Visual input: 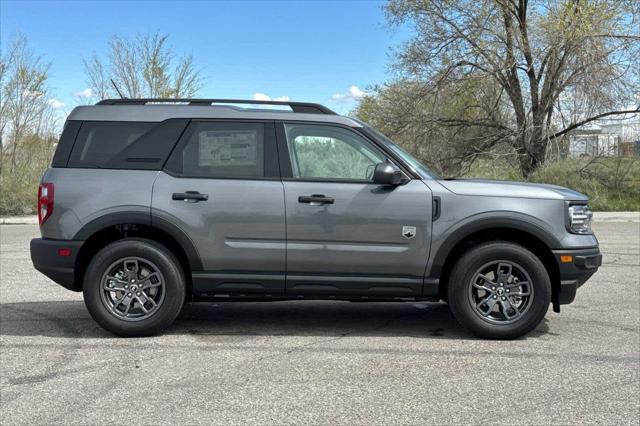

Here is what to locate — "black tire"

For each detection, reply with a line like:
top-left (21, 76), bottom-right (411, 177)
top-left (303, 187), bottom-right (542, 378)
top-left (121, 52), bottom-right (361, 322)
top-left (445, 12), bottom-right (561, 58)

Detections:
top-left (83, 238), bottom-right (185, 337)
top-left (448, 242), bottom-right (551, 339)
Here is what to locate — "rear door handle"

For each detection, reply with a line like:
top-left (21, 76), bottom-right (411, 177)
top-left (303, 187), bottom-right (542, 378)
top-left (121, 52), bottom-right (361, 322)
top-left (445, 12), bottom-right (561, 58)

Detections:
top-left (172, 191), bottom-right (209, 202)
top-left (298, 194), bottom-right (335, 205)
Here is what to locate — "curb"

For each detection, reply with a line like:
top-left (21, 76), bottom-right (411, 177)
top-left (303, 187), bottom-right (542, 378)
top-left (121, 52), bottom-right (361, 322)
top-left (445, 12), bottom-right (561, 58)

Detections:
top-left (1, 212), bottom-right (638, 225)
top-left (0, 216), bottom-right (39, 225)
top-left (593, 212), bottom-right (639, 222)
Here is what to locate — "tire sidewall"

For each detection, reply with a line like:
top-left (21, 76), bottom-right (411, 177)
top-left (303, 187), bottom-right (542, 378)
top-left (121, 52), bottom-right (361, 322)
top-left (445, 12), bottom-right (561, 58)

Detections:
top-left (83, 238), bottom-right (185, 337)
top-left (448, 242), bottom-right (551, 339)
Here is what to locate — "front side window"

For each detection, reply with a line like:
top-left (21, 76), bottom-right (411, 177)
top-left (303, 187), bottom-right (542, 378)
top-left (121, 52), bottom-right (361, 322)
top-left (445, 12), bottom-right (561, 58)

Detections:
top-left (284, 123), bottom-right (385, 181)
top-left (166, 122), bottom-right (265, 178)
top-left (359, 121), bottom-right (438, 179)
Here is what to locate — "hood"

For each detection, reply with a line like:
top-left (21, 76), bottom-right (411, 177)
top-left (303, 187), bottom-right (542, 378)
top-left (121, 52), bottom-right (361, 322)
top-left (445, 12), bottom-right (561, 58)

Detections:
top-left (437, 178), bottom-right (589, 201)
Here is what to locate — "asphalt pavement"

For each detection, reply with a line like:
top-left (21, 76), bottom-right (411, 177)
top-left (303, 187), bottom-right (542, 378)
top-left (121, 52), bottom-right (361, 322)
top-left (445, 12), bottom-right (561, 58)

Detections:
top-left (1, 221), bottom-right (638, 425)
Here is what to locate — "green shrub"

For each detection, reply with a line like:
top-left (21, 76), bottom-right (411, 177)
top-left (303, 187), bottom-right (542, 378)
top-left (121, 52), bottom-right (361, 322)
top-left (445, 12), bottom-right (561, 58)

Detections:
top-left (465, 157), bottom-right (640, 211)
top-left (0, 135), bottom-right (54, 216)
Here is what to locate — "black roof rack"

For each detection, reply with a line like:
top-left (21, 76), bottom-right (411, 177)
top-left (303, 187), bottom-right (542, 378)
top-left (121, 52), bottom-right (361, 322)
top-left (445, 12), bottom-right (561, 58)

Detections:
top-left (95, 98), bottom-right (336, 115)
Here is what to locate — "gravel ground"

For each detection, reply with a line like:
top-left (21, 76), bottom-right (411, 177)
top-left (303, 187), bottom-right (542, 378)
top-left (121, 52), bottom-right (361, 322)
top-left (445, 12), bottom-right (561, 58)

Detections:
top-left (1, 222), bottom-right (638, 425)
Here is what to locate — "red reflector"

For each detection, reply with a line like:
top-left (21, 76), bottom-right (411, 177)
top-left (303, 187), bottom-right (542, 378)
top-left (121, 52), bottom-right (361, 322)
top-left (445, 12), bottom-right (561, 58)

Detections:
top-left (57, 248), bottom-right (72, 257)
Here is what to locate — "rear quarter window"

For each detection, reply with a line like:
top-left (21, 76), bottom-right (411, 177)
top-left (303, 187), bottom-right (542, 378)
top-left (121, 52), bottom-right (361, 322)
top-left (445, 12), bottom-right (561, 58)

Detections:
top-left (68, 122), bottom-right (154, 168)
top-left (66, 120), bottom-right (189, 169)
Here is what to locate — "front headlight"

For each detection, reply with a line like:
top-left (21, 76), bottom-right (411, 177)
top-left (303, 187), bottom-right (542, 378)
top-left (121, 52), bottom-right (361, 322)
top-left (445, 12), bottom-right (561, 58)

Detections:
top-left (568, 204), bottom-right (593, 234)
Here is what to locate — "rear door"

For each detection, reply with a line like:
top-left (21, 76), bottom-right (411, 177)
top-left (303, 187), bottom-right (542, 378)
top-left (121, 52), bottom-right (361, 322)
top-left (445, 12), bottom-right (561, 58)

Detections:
top-left (278, 122), bottom-right (433, 298)
top-left (151, 120), bottom-right (286, 297)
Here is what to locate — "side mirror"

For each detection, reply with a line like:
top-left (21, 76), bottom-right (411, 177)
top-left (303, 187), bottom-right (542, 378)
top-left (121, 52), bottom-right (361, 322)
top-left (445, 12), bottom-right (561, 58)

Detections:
top-left (372, 162), bottom-right (408, 186)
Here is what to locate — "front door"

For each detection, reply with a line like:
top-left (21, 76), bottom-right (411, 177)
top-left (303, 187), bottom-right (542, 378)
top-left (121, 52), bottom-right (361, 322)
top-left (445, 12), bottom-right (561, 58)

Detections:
top-left (152, 120), bottom-right (286, 297)
top-left (280, 122), bottom-right (432, 297)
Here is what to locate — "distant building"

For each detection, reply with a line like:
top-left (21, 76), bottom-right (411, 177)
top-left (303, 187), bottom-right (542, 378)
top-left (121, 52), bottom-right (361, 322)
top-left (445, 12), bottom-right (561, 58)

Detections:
top-left (568, 117), bottom-right (639, 157)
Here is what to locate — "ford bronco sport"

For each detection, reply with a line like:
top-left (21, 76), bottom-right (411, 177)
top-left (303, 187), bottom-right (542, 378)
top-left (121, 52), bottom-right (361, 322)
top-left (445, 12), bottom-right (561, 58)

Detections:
top-left (30, 98), bottom-right (602, 339)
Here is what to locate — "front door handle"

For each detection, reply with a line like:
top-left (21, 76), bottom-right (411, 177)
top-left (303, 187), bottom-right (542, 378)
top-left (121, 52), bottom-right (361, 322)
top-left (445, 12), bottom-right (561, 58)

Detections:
top-left (298, 194), bottom-right (335, 205)
top-left (172, 191), bottom-right (209, 202)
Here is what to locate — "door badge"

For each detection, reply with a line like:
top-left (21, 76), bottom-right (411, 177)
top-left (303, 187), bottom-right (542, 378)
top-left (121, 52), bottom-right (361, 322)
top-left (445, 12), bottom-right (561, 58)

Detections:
top-left (402, 226), bottom-right (416, 239)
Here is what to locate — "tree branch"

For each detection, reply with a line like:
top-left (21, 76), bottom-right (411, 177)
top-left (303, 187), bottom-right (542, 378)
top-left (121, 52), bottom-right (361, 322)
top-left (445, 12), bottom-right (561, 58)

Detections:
top-left (549, 108), bottom-right (640, 140)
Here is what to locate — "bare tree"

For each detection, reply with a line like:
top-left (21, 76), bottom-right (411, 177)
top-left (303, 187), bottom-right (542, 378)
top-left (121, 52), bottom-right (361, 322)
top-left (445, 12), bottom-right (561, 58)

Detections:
top-left (84, 32), bottom-right (202, 100)
top-left (83, 55), bottom-right (110, 100)
top-left (0, 36), bottom-right (59, 214)
top-left (0, 35), bottom-right (51, 174)
top-left (384, 0), bottom-right (639, 176)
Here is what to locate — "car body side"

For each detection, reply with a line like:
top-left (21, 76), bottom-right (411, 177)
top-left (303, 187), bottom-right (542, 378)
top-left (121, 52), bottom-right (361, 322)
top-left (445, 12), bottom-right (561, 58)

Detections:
top-left (31, 104), bottom-right (601, 312)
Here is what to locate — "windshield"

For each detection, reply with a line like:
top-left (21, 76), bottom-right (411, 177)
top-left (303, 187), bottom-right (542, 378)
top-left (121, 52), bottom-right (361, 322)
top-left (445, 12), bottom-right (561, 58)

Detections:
top-left (359, 122), bottom-right (439, 179)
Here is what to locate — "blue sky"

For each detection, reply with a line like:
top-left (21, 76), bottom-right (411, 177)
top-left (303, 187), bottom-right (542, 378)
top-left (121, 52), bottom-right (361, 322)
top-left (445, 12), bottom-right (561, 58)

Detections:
top-left (1, 0), bottom-right (410, 115)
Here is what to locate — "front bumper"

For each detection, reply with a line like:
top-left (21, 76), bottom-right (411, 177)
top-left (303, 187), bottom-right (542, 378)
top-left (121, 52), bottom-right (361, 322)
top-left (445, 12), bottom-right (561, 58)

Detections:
top-left (551, 247), bottom-right (602, 310)
top-left (30, 238), bottom-right (83, 291)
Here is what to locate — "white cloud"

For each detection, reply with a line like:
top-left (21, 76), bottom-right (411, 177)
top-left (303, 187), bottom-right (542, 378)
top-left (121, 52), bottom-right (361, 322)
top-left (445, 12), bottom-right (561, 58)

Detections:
top-left (331, 85), bottom-right (367, 102)
top-left (253, 92), bottom-right (271, 101)
top-left (252, 92), bottom-right (290, 102)
top-left (48, 98), bottom-right (65, 109)
top-left (74, 88), bottom-right (94, 98)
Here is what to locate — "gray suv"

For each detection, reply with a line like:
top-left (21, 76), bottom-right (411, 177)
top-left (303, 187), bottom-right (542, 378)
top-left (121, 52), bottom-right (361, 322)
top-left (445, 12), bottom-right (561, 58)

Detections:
top-left (30, 98), bottom-right (602, 339)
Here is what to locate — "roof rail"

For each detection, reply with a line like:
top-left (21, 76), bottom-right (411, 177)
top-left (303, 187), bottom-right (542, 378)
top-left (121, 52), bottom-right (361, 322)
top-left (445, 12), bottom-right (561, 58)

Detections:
top-left (95, 98), bottom-right (336, 115)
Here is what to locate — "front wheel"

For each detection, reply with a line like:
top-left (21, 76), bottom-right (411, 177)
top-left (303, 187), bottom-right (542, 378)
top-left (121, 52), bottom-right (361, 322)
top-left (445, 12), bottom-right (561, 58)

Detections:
top-left (448, 242), bottom-right (551, 339)
top-left (83, 238), bottom-right (185, 337)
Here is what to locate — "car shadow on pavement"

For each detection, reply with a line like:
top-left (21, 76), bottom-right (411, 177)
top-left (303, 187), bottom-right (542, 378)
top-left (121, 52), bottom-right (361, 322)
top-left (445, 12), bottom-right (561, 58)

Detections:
top-left (0, 300), bottom-right (550, 340)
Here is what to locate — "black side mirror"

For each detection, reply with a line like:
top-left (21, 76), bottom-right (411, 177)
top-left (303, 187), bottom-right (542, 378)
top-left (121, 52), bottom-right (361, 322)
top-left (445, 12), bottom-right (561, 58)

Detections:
top-left (372, 162), bottom-right (408, 186)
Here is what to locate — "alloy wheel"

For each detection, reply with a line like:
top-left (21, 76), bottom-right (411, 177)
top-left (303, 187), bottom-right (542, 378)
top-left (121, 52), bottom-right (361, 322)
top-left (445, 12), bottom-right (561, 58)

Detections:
top-left (100, 257), bottom-right (166, 321)
top-left (467, 260), bottom-right (534, 324)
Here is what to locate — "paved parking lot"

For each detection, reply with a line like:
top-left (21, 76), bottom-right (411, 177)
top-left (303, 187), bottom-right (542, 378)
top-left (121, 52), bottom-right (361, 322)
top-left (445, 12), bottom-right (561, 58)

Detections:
top-left (1, 221), bottom-right (639, 425)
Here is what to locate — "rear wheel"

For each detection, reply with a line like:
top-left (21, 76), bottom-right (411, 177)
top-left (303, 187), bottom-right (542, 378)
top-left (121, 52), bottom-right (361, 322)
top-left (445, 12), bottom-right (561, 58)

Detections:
top-left (83, 238), bottom-right (185, 337)
top-left (448, 242), bottom-right (551, 339)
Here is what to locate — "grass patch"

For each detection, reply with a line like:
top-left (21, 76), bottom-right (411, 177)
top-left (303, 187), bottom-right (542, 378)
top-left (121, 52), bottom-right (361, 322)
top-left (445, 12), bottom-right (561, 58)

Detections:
top-left (464, 157), bottom-right (640, 211)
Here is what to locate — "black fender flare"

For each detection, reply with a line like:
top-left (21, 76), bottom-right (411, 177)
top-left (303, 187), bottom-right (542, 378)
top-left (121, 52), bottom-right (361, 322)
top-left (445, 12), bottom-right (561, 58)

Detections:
top-left (427, 212), bottom-right (561, 278)
top-left (73, 211), bottom-right (203, 271)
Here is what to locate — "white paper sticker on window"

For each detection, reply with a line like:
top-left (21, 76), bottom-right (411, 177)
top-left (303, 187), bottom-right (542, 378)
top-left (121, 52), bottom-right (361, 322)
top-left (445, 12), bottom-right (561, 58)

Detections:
top-left (198, 130), bottom-right (258, 167)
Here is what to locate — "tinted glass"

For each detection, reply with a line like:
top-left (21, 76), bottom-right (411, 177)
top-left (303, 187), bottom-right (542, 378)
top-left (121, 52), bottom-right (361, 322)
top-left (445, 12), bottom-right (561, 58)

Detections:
top-left (68, 121), bottom-right (154, 168)
top-left (284, 123), bottom-right (385, 181)
top-left (167, 122), bottom-right (265, 178)
top-left (51, 120), bottom-right (82, 167)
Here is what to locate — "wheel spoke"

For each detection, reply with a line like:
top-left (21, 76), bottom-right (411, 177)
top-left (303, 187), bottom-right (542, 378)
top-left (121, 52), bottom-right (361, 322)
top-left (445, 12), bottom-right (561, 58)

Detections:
top-left (499, 298), bottom-right (520, 320)
top-left (121, 293), bottom-right (134, 315)
top-left (506, 281), bottom-right (531, 296)
top-left (123, 259), bottom-right (139, 277)
top-left (104, 276), bottom-right (127, 291)
top-left (505, 281), bottom-right (528, 289)
top-left (139, 272), bottom-right (162, 289)
top-left (477, 295), bottom-right (498, 315)
top-left (135, 296), bottom-right (149, 313)
top-left (499, 299), bottom-right (513, 319)
top-left (472, 282), bottom-right (490, 291)
top-left (137, 291), bottom-right (157, 308)
top-left (496, 262), bottom-right (512, 284)
top-left (478, 274), bottom-right (495, 284)
top-left (472, 274), bottom-right (496, 294)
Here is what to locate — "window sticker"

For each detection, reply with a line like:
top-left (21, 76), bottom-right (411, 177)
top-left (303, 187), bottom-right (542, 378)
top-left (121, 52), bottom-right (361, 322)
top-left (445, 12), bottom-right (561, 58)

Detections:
top-left (198, 130), bottom-right (258, 167)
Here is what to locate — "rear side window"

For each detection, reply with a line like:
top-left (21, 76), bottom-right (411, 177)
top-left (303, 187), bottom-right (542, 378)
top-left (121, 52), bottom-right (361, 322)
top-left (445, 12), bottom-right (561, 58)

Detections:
top-left (68, 122), bottom-right (154, 168)
top-left (165, 122), bottom-right (275, 179)
top-left (51, 121), bottom-right (82, 167)
top-left (66, 119), bottom-right (189, 169)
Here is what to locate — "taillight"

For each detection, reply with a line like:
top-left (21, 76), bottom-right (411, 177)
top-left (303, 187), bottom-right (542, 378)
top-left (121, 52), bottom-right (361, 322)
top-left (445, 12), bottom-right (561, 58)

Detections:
top-left (38, 183), bottom-right (54, 225)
